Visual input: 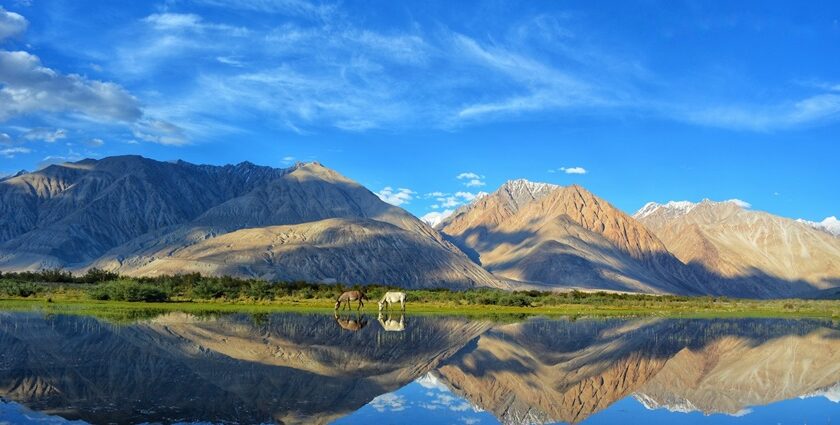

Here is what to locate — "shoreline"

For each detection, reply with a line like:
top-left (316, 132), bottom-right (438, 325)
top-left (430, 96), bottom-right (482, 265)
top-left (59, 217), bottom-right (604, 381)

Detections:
top-left (1, 297), bottom-right (838, 321)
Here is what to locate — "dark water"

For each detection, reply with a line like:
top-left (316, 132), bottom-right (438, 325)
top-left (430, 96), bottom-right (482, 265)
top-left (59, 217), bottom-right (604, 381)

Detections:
top-left (0, 311), bottom-right (838, 424)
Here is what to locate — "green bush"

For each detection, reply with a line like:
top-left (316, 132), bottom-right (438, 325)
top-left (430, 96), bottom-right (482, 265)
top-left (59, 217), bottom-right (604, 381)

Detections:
top-left (0, 281), bottom-right (41, 297)
top-left (87, 280), bottom-right (169, 302)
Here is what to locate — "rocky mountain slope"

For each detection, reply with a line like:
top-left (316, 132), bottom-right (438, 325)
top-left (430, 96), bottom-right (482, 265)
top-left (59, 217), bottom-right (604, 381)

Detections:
top-left (438, 180), bottom-right (702, 294)
top-left (434, 318), bottom-right (840, 423)
top-left (0, 312), bottom-right (490, 424)
top-left (0, 156), bottom-right (503, 289)
top-left (636, 200), bottom-right (840, 296)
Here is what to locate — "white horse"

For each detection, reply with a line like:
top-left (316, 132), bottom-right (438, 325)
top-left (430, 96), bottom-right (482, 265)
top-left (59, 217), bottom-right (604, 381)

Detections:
top-left (378, 291), bottom-right (406, 311)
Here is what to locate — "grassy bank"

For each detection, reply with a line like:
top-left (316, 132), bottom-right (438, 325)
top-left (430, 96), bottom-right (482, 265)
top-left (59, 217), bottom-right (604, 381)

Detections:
top-left (1, 269), bottom-right (839, 320)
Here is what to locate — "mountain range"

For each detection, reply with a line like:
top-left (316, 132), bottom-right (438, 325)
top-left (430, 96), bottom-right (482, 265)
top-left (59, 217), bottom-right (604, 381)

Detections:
top-left (1, 155), bottom-right (838, 298)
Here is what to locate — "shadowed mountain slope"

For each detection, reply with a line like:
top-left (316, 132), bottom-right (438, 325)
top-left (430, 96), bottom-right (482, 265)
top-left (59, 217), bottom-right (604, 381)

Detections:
top-left (438, 180), bottom-right (702, 295)
top-left (0, 156), bottom-right (503, 289)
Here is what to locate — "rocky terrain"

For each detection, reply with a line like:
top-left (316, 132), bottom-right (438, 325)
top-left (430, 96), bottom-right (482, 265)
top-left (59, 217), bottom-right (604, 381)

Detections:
top-left (0, 156), bottom-right (503, 289)
top-left (438, 180), bottom-right (703, 294)
top-left (1, 155), bottom-right (838, 297)
top-left (636, 199), bottom-right (840, 296)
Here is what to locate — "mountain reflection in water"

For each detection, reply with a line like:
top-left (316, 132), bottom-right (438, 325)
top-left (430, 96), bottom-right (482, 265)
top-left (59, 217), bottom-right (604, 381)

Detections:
top-left (0, 311), bottom-right (838, 424)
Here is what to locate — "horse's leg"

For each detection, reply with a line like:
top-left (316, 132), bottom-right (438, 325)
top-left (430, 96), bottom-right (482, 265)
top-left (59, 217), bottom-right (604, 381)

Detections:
top-left (401, 299), bottom-right (405, 311)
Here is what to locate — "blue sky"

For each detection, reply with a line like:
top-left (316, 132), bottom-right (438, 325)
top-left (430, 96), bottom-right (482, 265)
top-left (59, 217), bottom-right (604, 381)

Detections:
top-left (0, 0), bottom-right (838, 223)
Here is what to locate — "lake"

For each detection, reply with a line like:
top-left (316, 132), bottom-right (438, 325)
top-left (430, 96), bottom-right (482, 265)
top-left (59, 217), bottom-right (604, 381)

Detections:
top-left (0, 311), bottom-right (838, 424)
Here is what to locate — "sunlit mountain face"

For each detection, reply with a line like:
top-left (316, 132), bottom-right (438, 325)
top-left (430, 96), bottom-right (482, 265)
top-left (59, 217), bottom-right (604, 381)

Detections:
top-left (0, 311), bottom-right (838, 424)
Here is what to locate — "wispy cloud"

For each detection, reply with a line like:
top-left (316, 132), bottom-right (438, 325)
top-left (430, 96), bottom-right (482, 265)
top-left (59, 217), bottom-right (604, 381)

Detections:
top-left (23, 128), bottom-right (67, 143)
top-left (0, 146), bottom-right (30, 158)
top-left (679, 93), bottom-right (840, 131)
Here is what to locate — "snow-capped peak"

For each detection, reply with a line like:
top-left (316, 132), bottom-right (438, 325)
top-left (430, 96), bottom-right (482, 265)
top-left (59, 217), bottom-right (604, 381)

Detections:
top-left (634, 201), bottom-right (696, 219)
top-left (500, 179), bottom-right (560, 197)
top-left (797, 216), bottom-right (840, 237)
top-left (635, 199), bottom-right (753, 219)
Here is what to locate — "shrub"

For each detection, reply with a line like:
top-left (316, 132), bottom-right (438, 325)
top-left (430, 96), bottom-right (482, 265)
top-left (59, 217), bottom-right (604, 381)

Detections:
top-left (87, 280), bottom-right (169, 302)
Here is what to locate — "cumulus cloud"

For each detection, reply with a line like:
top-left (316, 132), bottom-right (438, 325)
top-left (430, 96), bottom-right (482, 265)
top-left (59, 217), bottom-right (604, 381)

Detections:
top-left (369, 393), bottom-right (407, 413)
top-left (0, 7), bottom-right (27, 42)
top-left (0, 50), bottom-right (142, 122)
top-left (427, 191), bottom-right (483, 210)
top-left (23, 128), bottom-right (67, 143)
top-left (457, 172), bottom-right (486, 187)
top-left (0, 146), bottom-right (29, 158)
top-left (376, 186), bottom-right (415, 206)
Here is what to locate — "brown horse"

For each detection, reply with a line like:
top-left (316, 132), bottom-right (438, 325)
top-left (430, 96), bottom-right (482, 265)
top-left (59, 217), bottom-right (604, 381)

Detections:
top-left (335, 290), bottom-right (368, 311)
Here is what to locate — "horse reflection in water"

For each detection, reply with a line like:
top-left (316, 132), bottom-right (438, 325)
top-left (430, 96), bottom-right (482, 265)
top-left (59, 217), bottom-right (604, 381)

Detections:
top-left (377, 313), bottom-right (406, 332)
top-left (334, 312), bottom-right (368, 332)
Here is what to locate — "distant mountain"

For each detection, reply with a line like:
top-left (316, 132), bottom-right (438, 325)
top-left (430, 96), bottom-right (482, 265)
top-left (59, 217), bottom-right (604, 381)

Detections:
top-left (0, 156), bottom-right (503, 289)
top-left (636, 199), bottom-right (840, 296)
top-left (438, 180), bottom-right (703, 295)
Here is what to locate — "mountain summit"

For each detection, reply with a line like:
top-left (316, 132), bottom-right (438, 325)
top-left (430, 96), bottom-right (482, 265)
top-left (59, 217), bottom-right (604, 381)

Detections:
top-left (438, 180), bottom-right (703, 294)
top-left (0, 156), bottom-right (503, 289)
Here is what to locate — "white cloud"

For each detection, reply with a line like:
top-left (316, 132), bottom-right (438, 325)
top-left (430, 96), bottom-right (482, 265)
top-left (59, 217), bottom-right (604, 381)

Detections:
top-left (0, 50), bottom-right (142, 122)
top-left (0, 132), bottom-right (11, 145)
top-left (23, 128), bottom-right (67, 143)
top-left (281, 155), bottom-right (296, 164)
top-left (420, 209), bottom-right (454, 227)
top-left (726, 199), bottom-right (751, 208)
top-left (0, 7), bottom-right (27, 42)
top-left (429, 191), bottom-right (483, 211)
top-left (456, 172), bottom-right (481, 180)
top-left (457, 172), bottom-right (485, 187)
top-left (0, 146), bottom-right (29, 158)
top-left (369, 393), bottom-right (407, 413)
top-left (376, 186), bottom-right (415, 206)
top-left (559, 166), bottom-right (587, 174)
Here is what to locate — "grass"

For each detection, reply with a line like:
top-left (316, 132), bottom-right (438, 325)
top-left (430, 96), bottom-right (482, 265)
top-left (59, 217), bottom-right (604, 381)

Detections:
top-left (1, 269), bottom-right (838, 322)
top-left (1, 294), bottom-right (838, 323)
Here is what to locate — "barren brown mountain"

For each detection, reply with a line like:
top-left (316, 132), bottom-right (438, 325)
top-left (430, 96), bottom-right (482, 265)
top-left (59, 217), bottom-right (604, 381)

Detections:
top-left (438, 179), bottom-right (702, 294)
top-left (636, 200), bottom-right (840, 296)
top-left (0, 156), bottom-right (503, 289)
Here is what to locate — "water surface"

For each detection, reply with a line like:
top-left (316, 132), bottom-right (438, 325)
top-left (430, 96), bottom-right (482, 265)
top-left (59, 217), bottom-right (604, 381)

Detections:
top-left (0, 311), bottom-right (838, 424)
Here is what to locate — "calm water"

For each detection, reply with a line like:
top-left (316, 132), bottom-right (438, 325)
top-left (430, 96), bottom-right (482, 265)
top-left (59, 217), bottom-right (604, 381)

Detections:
top-left (0, 311), bottom-right (838, 424)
